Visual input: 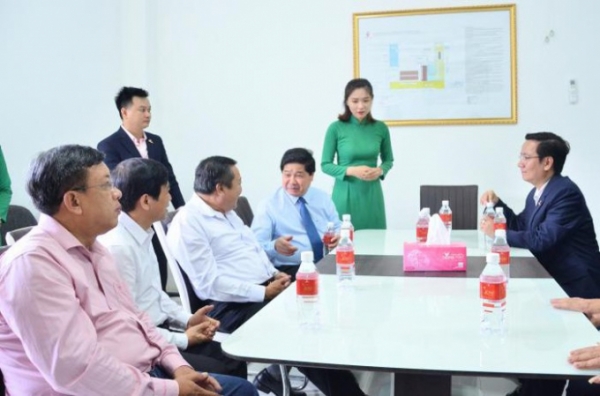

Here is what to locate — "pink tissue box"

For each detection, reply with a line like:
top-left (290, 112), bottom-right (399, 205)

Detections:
top-left (403, 242), bottom-right (467, 272)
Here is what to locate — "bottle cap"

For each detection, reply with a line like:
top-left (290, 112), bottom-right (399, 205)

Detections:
top-left (327, 221), bottom-right (334, 228)
top-left (442, 200), bottom-right (449, 205)
top-left (342, 214), bottom-right (351, 221)
top-left (422, 207), bottom-right (430, 215)
top-left (486, 201), bottom-right (494, 208)
top-left (486, 252), bottom-right (500, 264)
top-left (495, 207), bottom-right (504, 214)
top-left (301, 251), bottom-right (314, 263)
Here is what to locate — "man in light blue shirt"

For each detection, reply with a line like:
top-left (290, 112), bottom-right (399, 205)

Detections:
top-left (252, 148), bottom-right (341, 278)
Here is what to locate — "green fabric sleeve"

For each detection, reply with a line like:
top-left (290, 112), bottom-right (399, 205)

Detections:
top-left (0, 146), bottom-right (13, 222)
top-left (321, 122), bottom-right (348, 181)
top-left (378, 124), bottom-right (394, 180)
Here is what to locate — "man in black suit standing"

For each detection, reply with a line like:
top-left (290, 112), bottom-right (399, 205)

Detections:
top-left (98, 87), bottom-right (184, 290)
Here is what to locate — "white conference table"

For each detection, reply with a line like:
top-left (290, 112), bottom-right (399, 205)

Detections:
top-left (350, 229), bottom-right (534, 258)
top-left (223, 275), bottom-right (600, 396)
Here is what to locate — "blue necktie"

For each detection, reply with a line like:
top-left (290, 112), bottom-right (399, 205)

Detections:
top-left (297, 197), bottom-right (323, 262)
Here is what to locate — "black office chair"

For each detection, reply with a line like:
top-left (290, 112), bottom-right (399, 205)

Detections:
top-left (1, 205), bottom-right (37, 246)
top-left (420, 185), bottom-right (478, 230)
top-left (235, 196), bottom-right (254, 226)
top-left (5, 225), bottom-right (35, 245)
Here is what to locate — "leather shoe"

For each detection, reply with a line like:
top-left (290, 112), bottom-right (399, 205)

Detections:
top-left (253, 368), bottom-right (307, 396)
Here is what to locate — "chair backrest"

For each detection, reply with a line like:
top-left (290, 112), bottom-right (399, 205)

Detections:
top-left (153, 219), bottom-right (191, 314)
top-left (157, 209), bottom-right (212, 314)
top-left (420, 185), bottom-right (478, 230)
top-left (234, 196), bottom-right (254, 226)
top-left (6, 225), bottom-right (35, 245)
top-left (1, 205), bottom-right (37, 245)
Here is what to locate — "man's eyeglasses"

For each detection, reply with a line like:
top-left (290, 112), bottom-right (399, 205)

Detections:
top-left (518, 154), bottom-right (540, 162)
top-left (72, 181), bottom-right (115, 192)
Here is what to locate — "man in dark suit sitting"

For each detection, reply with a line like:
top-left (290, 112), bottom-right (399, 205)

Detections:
top-left (480, 132), bottom-right (600, 396)
top-left (98, 86), bottom-right (185, 290)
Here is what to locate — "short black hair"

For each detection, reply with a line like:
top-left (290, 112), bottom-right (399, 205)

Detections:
top-left (338, 78), bottom-right (375, 123)
top-left (115, 87), bottom-right (149, 119)
top-left (194, 156), bottom-right (237, 194)
top-left (280, 148), bottom-right (315, 175)
top-left (525, 132), bottom-right (570, 175)
top-left (111, 158), bottom-right (169, 213)
top-left (27, 145), bottom-right (105, 215)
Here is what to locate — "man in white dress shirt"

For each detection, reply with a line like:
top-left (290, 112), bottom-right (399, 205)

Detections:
top-left (99, 158), bottom-right (250, 380)
top-left (168, 156), bottom-right (367, 396)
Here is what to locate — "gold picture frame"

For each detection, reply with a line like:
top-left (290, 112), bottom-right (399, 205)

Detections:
top-left (353, 4), bottom-right (517, 126)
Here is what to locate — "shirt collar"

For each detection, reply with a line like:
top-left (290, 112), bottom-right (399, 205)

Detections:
top-left (118, 212), bottom-right (154, 248)
top-left (191, 193), bottom-right (230, 219)
top-left (121, 126), bottom-right (146, 143)
top-left (37, 214), bottom-right (108, 256)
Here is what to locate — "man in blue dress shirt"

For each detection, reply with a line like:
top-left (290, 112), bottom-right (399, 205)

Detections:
top-left (252, 148), bottom-right (341, 279)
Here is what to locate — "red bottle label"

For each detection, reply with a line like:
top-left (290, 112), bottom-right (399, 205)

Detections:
top-left (440, 213), bottom-right (452, 224)
top-left (297, 278), bottom-right (318, 296)
top-left (416, 227), bottom-right (428, 243)
top-left (494, 222), bottom-right (507, 231)
top-left (498, 250), bottom-right (510, 265)
top-left (322, 233), bottom-right (334, 245)
top-left (480, 282), bottom-right (506, 300)
top-left (336, 250), bottom-right (355, 265)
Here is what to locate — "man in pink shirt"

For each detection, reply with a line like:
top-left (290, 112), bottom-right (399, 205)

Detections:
top-left (0, 145), bottom-right (254, 395)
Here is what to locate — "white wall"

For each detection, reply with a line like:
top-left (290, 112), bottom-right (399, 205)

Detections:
top-left (2, 0), bottom-right (600, 232)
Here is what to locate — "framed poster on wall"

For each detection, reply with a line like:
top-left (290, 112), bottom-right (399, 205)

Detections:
top-left (354, 4), bottom-right (517, 126)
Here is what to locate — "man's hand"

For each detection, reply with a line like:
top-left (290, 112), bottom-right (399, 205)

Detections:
top-left (265, 275), bottom-right (291, 300)
top-left (552, 297), bottom-right (600, 326)
top-left (479, 190), bottom-right (499, 206)
top-left (174, 367), bottom-right (221, 396)
top-left (275, 236), bottom-right (297, 256)
top-left (187, 305), bottom-right (219, 330)
top-left (479, 216), bottom-right (495, 238)
top-left (327, 234), bottom-right (340, 249)
top-left (185, 322), bottom-right (214, 346)
top-left (569, 344), bottom-right (600, 370)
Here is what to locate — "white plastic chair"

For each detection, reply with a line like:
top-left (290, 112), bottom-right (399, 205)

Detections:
top-left (153, 220), bottom-right (191, 314)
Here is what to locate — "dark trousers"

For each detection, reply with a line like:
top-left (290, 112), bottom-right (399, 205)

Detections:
top-left (209, 299), bottom-right (366, 396)
top-left (181, 341), bottom-right (247, 379)
top-left (151, 229), bottom-right (168, 291)
top-left (517, 379), bottom-right (600, 396)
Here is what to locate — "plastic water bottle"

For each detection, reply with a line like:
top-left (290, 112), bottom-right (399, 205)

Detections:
top-left (494, 207), bottom-right (507, 232)
top-left (341, 214), bottom-right (354, 241)
top-left (296, 251), bottom-right (320, 327)
top-left (480, 252), bottom-right (507, 336)
top-left (322, 222), bottom-right (336, 257)
top-left (336, 229), bottom-right (355, 285)
top-left (482, 202), bottom-right (496, 250)
top-left (491, 229), bottom-right (510, 282)
top-left (439, 200), bottom-right (453, 236)
top-left (416, 208), bottom-right (431, 243)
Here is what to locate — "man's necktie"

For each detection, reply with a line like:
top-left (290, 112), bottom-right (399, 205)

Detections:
top-left (297, 197), bottom-right (323, 262)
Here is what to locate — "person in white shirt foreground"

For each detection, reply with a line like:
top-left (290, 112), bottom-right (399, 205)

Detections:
top-left (99, 157), bottom-right (251, 381)
top-left (168, 155), bottom-right (367, 396)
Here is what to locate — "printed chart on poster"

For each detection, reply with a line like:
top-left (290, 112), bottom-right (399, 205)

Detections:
top-left (353, 4), bottom-right (517, 126)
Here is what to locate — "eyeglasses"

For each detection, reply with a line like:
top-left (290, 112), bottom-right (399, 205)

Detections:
top-left (72, 181), bottom-right (115, 192)
top-left (518, 154), bottom-right (540, 162)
